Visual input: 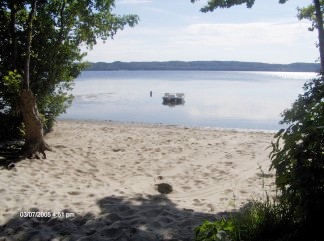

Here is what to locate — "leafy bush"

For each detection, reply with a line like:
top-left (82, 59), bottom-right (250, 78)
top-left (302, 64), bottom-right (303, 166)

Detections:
top-left (269, 74), bottom-right (324, 239)
top-left (195, 218), bottom-right (236, 241)
top-left (195, 199), bottom-right (294, 241)
top-left (0, 71), bottom-right (23, 140)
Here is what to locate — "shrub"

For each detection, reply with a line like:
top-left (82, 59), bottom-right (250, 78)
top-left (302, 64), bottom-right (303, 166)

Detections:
top-left (195, 199), bottom-right (294, 241)
top-left (269, 74), bottom-right (324, 239)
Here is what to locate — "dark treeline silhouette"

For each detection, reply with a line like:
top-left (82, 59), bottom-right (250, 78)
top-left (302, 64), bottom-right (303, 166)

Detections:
top-left (86, 61), bottom-right (320, 72)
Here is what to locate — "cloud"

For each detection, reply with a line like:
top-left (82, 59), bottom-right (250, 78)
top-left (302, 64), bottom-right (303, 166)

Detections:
top-left (178, 21), bottom-right (315, 47)
top-left (118, 0), bottom-right (152, 4)
top-left (84, 20), bottom-right (318, 63)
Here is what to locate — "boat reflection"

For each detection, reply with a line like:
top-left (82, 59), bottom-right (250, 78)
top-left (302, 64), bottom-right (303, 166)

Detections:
top-left (162, 93), bottom-right (185, 107)
top-left (162, 101), bottom-right (185, 107)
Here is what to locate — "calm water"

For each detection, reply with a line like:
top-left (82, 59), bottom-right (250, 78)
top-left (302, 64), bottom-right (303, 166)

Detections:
top-left (60, 71), bottom-right (317, 131)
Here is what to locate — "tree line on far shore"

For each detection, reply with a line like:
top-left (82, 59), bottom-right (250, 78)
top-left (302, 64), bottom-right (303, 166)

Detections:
top-left (86, 61), bottom-right (320, 72)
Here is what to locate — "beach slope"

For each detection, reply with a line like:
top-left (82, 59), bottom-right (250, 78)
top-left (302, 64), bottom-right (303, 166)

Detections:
top-left (0, 120), bottom-right (276, 240)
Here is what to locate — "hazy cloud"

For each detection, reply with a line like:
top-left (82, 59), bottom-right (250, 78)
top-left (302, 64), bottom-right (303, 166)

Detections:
top-left (181, 21), bottom-right (315, 47)
top-left (118, 0), bottom-right (152, 4)
top-left (84, 20), bottom-right (318, 63)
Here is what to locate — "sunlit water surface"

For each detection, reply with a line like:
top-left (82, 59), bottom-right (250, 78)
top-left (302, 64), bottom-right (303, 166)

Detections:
top-left (60, 71), bottom-right (317, 131)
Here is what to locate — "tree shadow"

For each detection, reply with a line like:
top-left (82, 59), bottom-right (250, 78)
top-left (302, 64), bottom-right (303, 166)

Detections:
top-left (0, 140), bottom-right (25, 169)
top-left (0, 194), bottom-right (227, 241)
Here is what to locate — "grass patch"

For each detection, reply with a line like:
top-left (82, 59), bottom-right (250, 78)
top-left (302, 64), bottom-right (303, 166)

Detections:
top-left (195, 198), bottom-right (295, 241)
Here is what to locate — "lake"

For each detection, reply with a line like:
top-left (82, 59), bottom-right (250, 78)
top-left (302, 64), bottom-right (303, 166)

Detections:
top-left (60, 71), bottom-right (317, 131)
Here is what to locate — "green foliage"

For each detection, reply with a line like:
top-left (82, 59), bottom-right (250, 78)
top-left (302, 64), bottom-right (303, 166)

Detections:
top-left (0, 0), bottom-right (139, 139)
top-left (190, 0), bottom-right (255, 12)
top-left (269, 74), bottom-right (324, 238)
top-left (195, 219), bottom-right (235, 241)
top-left (0, 71), bottom-right (22, 139)
top-left (38, 92), bottom-right (74, 132)
top-left (191, 0), bottom-right (322, 14)
top-left (195, 199), bottom-right (294, 241)
top-left (3, 70), bottom-right (22, 95)
top-left (297, 0), bottom-right (324, 31)
top-left (1, 70), bottom-right (22, 114)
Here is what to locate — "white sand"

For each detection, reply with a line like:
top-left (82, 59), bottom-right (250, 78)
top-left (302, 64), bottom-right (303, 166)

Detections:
top-left (0, 120), bottom-right (276, 240)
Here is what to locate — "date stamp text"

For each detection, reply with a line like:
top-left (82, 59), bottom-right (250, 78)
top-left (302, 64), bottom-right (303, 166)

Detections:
top-left (20, 211), bottom-right (76, 218)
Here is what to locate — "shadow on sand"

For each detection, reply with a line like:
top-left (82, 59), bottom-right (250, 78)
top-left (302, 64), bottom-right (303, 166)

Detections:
top-left (0, 194), bottom-right (231, 241)
top-left (0, 141), bottom-right (25, 169)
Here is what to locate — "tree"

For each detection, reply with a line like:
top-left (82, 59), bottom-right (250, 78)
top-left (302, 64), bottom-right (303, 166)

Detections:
top-left (270, 75), bottom-right (324, 240)
top-left (296, 0), bottom-right (324, 72)
top-left (191, 0), bottom-right (324, 71)
top-left (191, 0), bottom-right (255, 12)
top-left (0, 1), bottom-right (139, 158)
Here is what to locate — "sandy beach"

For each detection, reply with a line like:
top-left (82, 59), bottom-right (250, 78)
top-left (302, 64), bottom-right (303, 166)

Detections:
top-left (0, 120), bottom-right (276, 240)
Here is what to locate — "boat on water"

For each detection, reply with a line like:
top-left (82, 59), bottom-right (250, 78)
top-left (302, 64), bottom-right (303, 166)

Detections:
top-left (162, 93), bottom-right (185, 105)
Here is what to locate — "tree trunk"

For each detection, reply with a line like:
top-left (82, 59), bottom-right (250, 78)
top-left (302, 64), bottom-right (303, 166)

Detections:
top-left (19, 0), bottom-right (51, 158)
top-left (314, 0), bottom-right (324, 72)
top-left (20, 90), bottom-right (51, 158)
top-left (9, 0), bottom-right (18, 70)
top-left (23, 0), bottom-right (37, 90)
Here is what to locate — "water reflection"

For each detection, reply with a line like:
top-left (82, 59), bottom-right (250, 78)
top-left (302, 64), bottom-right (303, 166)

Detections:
top-left (61, 71), bottom-right (317, 130)
top-left (162, 101), bottom-right (185, 108)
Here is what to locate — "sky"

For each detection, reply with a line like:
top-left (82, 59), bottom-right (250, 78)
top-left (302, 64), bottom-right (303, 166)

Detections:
top-left (84, 0), bottom-right (319, 64)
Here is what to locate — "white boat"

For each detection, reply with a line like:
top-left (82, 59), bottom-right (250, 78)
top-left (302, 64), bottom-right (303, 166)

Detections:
top-left (162, 93), bottom-right (185, 104)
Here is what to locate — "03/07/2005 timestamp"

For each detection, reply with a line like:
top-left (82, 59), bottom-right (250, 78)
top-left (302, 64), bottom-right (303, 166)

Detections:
top-left (20, 211), bottom-right (75, 218)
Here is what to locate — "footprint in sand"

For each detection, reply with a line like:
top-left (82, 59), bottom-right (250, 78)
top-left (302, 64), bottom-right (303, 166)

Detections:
top-left (218, 170), bottom-right (227, 175)
top-left (225, 153), bottom-right (233, 159)
top-left (224, 189), bottom-right (233, 194)
top-left (54, 144), bottom-right (66, 149)
top-left (112, 148), bottom-right (125, 152)
top-left (236, 149), bottom-right (249, 156)
top-left (72, 202), bottom-right (83, 206)
top-left (67, 191), bottom-right (81, 195)
top-left (85, 160), bottom-right (96, 168)
top-left (205, 203), bottom-right (215, 212)
top-left (194, 179), bottom-right (204, 186)
top-left (181, 186), bottom-right (192, 191)
top-left (193, 199), bottom-right (204, 207)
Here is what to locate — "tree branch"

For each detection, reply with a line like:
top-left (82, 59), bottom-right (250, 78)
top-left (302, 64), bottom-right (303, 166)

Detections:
top-left (9, 0), bottom-right (18, 70)
top-left (23, 0), bottom-right (37, 90)
top-left (313, 0), bottom-right (324, 71)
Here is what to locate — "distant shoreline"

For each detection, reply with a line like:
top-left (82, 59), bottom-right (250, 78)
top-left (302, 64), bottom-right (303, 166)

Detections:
top-left (85, 60), bottom-right (320, 72)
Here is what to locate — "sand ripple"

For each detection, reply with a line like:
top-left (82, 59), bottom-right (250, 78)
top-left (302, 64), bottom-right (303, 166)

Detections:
top-left (0, 120), bottom-right (276, 240)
